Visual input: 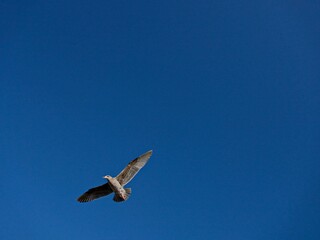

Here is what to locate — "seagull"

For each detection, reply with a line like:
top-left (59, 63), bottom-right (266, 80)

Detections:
top-left (77, 150), bottom-right (152, 203)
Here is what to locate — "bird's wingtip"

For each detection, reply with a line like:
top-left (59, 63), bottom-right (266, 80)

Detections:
top-left (141, 150), bottom-right (153, 158)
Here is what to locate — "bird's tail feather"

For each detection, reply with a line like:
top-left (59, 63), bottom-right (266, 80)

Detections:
top-left (125, 188), bottom-right (132, 196)
top-left (113, 188), bottom-right (131, 202)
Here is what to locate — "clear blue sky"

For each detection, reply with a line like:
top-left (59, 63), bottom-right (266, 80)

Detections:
top-left (1, 1), bottom-right (319, 239)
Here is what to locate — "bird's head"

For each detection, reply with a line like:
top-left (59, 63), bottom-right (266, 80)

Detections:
top-left (103, 175), bottom-right (112, 180)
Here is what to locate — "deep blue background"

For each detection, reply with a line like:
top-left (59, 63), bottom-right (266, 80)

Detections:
top-left (1, 1), bottom-right (319, 239)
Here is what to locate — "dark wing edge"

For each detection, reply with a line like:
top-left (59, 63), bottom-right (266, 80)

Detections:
top-left (116, 150), bottom-right (152, 186)
top-left (77, 183), bottom-right (113, 203)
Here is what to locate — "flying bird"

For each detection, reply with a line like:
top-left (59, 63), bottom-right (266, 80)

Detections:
top-left (77, 150), bottom-right (152, 203)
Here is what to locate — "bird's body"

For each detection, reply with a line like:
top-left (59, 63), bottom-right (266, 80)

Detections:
top-left (106, 176), bottom-right (125, 195)
top-left (77, 150), bottom-right (152, 203)
top-left (104, 176), bottom-right (131, 202)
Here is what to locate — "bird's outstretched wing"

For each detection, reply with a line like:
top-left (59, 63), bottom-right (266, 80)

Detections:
top-left (77, 183), bottom-right (113, 202)
top-left (116, 150), bottom-right (152, 186)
